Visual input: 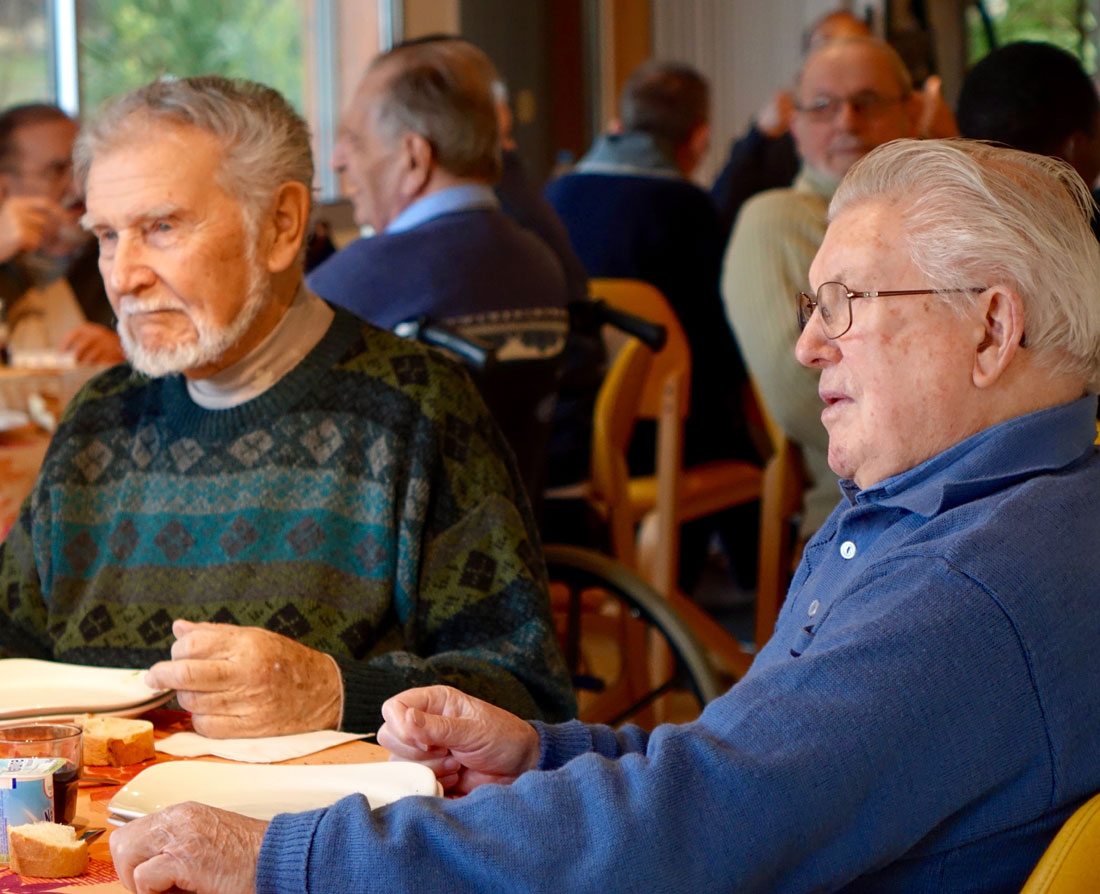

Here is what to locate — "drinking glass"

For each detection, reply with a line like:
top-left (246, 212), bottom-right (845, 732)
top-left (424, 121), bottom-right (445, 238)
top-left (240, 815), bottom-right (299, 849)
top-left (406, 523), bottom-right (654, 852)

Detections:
top-left (0, 722), bottom-right (82, 824)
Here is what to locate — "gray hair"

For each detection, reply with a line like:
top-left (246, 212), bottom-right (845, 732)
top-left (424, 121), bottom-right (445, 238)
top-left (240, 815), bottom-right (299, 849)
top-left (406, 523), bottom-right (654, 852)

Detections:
top-left (367, 41), bottom-right (500, 181)
top-left (73, 75), bottom-right (313, 235)
top-left (832, 138), bottom-right (1100, 390)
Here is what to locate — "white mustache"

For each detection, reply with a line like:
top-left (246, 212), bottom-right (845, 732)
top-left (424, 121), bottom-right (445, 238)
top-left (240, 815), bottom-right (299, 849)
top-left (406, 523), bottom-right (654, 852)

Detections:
top-left (117, 296), bottom-right (189, 318)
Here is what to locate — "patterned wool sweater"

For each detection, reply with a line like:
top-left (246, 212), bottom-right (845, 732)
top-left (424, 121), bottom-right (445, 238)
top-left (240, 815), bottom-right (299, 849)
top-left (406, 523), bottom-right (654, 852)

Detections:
top-left (0, 308), bottom-right (575, 731)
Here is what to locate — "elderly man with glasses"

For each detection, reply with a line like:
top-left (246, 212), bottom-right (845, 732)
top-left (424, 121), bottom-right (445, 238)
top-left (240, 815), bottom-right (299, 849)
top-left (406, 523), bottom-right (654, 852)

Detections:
top-left (111, 139), bottom-right (1100, 893)
top-left (722, 36), bottom-right (919, 536)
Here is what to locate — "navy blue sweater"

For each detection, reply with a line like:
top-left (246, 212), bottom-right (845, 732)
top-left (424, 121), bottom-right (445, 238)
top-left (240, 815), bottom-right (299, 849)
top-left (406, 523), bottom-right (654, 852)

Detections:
top-left (307, 208), bottom-right (568, 330)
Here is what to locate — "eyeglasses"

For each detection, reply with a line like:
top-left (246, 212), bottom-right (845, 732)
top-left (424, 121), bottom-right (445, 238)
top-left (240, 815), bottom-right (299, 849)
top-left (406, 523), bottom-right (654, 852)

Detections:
top-left (797, 282), bottom-right (988, 339)
top-left (795, 91), bottom-right (905, 123)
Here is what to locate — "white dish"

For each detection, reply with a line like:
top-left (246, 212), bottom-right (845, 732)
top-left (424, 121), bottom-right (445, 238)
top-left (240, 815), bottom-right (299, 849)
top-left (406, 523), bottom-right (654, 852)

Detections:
top-left (0, 658), bottom-right (171, 720)
top-left (108, 760), bottom-right (442, 822)
top-left (0, 408), bottom-right (30, 432)
top-left (18, 691), bottom-right (175, 723)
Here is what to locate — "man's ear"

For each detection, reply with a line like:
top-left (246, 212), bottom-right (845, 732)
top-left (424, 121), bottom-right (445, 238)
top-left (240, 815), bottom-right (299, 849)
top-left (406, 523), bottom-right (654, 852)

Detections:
top-left (400, 132), bottom-right (434, 200)
top-left (263, 181), bottom-right (311, 274)
top-left (973, 285), bottom-right (1026, 388)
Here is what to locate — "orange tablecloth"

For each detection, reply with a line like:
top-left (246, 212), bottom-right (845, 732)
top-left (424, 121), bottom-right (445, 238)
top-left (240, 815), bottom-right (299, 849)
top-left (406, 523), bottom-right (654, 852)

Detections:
top-left (0, 425), bottom-right (50, 540)
top-left (0, 710), bottom-right (389, 892)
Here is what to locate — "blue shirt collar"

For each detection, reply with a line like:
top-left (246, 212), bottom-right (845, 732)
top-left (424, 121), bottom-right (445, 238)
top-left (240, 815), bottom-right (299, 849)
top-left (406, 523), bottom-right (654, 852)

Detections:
top-left (841, 394), bottom-right (1099, 518)
top-left (385, 183), bottom-right (499, 235)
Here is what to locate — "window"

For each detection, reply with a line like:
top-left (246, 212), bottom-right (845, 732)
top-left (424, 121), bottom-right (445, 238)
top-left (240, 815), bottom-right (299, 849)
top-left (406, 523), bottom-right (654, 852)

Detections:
top-left (968, 0), bottom-right (1098, 72)
top-left (0, 0), bottom-right (395, 201)
top-left (78, 0), bottom-right (305, 112)
top-left (0, 2), bottom-right (53, 106)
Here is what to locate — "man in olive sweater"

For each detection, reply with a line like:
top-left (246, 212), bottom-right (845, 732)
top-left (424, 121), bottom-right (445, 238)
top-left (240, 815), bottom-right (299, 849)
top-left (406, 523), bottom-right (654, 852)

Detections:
top-left (0, 75), bottom-right (574, 736)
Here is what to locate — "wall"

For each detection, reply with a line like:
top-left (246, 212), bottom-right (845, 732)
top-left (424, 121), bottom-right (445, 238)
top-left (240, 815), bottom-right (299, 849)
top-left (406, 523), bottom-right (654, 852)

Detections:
top-left (652, 0), bottom-right (885, 186)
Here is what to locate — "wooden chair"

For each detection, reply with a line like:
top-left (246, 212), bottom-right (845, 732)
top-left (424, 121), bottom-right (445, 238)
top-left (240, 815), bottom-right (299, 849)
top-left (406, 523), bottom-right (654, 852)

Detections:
top-left (585, 278), bottom-right (804, 673)
top-left (1020, 791), bottom-right (1100, 893)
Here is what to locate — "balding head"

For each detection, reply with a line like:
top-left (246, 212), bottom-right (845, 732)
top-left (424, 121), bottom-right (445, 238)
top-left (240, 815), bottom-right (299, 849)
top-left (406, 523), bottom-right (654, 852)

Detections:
top-left (790, 37), bottom-right (917, 182)
top-left (804, 9), bottom-right (872, 52)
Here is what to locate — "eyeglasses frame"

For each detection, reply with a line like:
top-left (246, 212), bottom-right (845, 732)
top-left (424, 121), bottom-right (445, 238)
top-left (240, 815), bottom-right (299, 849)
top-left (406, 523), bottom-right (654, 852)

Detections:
top-left (797, 282), bottom-right (989, 339)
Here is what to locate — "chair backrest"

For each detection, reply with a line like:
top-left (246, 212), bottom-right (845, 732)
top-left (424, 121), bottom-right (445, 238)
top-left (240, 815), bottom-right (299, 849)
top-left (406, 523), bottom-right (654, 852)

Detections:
top-left (397, 307), bottom-right (570, 521)
top-left (588, 278), bottom-right (691, 423)
top-left (1020, 792), bottom-right (1100, 893)
top-left (590, 336), bottom-right (655, 566)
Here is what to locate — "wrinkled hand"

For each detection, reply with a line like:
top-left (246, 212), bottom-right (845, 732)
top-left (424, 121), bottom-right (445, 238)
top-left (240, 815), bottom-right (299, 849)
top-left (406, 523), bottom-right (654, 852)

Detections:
top-left (111, 802), bottom-right (266, 894)
top-left (145, 619), bottom-right (343, 738)
top-left (0, 196), bottom-right (66, 262)
top-left (378, 685), bottom-right (540, 794)
top-left (756, 89), bottom-right (795, 138)
top-left (60, 322), bottom-right (124, 365)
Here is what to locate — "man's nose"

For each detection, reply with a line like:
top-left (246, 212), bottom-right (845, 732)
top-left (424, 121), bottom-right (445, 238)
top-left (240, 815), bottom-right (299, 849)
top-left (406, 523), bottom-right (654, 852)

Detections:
top-left (108, 233), bottom-right (155, 295)
top-left (331, 137), bottom-right (348, 173)
top-left (834, 98), bottom-right (861, 131)
top-left (795, 311), bottom-right (840, 369)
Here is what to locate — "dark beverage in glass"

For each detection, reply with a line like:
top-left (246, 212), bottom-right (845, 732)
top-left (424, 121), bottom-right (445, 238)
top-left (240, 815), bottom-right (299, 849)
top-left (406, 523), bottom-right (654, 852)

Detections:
top-left (52, 759), bottom-right (79, 824)
top-left (0, 722), bottom-right (82, 825)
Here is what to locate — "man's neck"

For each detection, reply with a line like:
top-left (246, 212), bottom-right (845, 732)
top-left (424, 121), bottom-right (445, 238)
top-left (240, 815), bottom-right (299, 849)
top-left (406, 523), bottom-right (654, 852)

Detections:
top-left (186, 282), bottom-right (334, 410)
top-left (384, 178), bottom-right (499, 235)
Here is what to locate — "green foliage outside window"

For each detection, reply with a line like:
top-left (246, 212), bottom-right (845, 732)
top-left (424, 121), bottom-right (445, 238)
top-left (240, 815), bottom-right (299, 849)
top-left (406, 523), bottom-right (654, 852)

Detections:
top-left (79, 0), bottom-right (304, 113)
top-left (968, 0), bottom-right (1098, 73)
top-left (0, 2), bottom-right (52, 107)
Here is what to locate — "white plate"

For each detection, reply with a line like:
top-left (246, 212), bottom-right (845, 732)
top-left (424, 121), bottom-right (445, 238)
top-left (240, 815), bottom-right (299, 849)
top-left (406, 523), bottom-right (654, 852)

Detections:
top-left (0, 408), bottom-right (30, 432)
top-left (0, 658), bottom-right (172, 720)
top-left (108, 760), bottom-right (442, 822)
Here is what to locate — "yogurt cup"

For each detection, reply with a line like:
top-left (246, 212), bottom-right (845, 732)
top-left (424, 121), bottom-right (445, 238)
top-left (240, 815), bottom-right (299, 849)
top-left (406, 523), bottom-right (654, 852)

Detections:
top-left (0, 757), bottom-right (65, 863)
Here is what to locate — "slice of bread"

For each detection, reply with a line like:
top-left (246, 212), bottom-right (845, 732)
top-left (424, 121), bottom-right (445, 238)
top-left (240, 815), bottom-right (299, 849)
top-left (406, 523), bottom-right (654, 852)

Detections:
top-left (79, 715), bottom-right (155, 767)
top-left (7, 822), bottom-right (88, 878)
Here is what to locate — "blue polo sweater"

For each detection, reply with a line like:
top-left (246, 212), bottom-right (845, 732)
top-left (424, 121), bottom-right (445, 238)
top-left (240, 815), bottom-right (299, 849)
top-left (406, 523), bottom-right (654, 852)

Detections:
top-left (257, 395), bottom-right (1100, 892)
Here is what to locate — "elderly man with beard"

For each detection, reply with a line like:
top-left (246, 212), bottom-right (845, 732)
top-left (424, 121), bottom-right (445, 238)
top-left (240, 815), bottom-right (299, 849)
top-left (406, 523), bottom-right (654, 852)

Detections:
top-left (0, 75), bottom-right (575, 737)
top-left (112, 139), bottom-right (1100, 893)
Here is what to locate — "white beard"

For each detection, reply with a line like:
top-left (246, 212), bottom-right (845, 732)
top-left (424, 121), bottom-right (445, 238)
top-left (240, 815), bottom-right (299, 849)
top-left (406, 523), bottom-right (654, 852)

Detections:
top-left (118, 253), bottom-right (270, 378)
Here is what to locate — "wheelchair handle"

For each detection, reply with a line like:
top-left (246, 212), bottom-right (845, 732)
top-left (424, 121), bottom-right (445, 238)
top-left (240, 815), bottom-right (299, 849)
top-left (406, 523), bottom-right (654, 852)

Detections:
top-left (396, 319), bottom-right (496, 373)
top-left (582, 299), bottom-right (667, 352)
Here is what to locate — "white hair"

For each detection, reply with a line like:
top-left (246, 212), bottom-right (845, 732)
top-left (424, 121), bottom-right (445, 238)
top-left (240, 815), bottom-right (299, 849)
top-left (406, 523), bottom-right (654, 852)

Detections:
top-left (74, 75), bottom-right (313, 243)
top-left (832, 138), bottom-right (1100, 391)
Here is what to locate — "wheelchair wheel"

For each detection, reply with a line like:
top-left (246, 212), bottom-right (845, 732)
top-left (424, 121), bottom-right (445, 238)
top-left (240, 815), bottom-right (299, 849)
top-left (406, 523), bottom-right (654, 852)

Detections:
top-left (544, 544), bottom-right (724, 728)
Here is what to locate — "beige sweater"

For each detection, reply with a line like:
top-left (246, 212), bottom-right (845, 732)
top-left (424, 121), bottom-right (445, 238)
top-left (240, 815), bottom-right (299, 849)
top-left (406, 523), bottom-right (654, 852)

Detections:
top-left (721, 165), bottom-right (839, 534)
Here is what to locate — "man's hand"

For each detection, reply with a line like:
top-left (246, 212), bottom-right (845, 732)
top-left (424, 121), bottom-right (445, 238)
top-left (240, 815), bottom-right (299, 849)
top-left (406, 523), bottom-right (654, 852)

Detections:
top-left (378, 685), bottom-right (540, 794)
top-left (756, 89), bottom-right (795, 138)
top-left (60, 322), bottom-right (124, 365)
top-left (145, 619), bottom-right (343, 738)
top-left (110, 802), bottom-right (266, 894)
top-left (0, 196), bottom-right (67, 263)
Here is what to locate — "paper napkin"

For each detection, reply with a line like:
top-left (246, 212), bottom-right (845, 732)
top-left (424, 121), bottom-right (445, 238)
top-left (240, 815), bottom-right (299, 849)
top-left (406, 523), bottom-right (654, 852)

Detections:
top-left (155, 729), bottom-right (372, 763)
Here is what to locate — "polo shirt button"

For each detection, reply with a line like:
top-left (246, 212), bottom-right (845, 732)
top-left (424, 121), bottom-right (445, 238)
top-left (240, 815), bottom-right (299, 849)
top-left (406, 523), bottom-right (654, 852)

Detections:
top-left (808, 599), bottom-right (819, 617)
top-left (840, 540), bottom-right (857, 559)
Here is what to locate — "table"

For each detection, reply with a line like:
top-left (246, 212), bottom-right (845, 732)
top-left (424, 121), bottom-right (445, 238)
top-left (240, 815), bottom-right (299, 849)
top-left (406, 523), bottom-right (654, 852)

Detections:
top-left (0, 425), bottom-right (50, 539)
top-left (0, 710), bottom-right (390, 892)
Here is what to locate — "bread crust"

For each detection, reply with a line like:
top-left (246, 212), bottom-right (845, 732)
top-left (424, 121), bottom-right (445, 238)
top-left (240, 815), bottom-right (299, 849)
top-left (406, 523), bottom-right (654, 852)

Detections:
top-left (80, 716), bottom-right (155, 767)
top-left (8, 824), bottom-right (89, 878)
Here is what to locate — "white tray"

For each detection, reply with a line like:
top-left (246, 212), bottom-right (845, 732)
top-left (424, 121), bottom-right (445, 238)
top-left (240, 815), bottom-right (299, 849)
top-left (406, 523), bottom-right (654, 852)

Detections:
top-left (0, 658), bottom-right (171, 720)
top-left (109, 760), bottom-right (442, 822)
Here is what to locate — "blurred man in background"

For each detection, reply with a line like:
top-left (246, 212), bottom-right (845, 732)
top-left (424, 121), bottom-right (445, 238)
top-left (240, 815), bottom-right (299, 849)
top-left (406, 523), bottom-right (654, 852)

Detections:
top-left (0, 103), bottom-right (121, 363)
